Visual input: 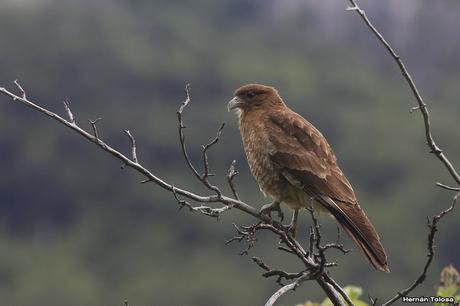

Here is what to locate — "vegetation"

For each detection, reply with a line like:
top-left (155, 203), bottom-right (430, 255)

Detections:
top-left (297, 265), bottom-right (459, 306)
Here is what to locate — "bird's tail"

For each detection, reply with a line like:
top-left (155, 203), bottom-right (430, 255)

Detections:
top-left (321, 197), bottom-right (390, 272)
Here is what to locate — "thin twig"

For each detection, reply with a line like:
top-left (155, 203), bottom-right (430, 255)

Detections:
top-left (368, 295), bottom-right (378, 306)
top-left (88, 118), bottom-right (102, 139)
top-left (177, 84), bottom-right (201, 178)
top-left (264, 273), bottom-right (312, 306)
top-left (176, 84), bottom-right (224, 197)
top-left (200, 122), bottom-right (225, 197)
top-left (278, 245), bottom-right (295, 255)
top-left (324, 273), bottom-right (355, 306)
top-left (257, 222), bottom-right (347, 305)
top-left (226, 160), bottom-right (240, 200)
top-left (172, 186), bottom-right (231, 218)
top-left (14, 80), bottom-right (26, 99)
top-left (201, 122), bottom-right (225, 179)
top-left (252, 256), bottom-right (304, 285)
top-left (436, 182), bottom-right (460, 192)
top-left (63, 99), bottom-right (76, 124)
top-left (381, 192), bottom-right (458, 306)
top-left (307, 206), bottom-right (348, 277)
top-left (226, 222), bottom-right (261, 255)
top-left (124, 130), bottom-right (138, 163)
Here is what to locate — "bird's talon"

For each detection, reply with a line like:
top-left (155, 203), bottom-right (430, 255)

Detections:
top-left (277, 209), bottom-right (284, 222)
top-left (283, 224), bottom-right (296, 237)
top-left (260, 201), bottom-right (283, 222)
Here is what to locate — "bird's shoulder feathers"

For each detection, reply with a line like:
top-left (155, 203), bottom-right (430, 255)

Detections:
top-left (266, 109), bottom-right (356, 204)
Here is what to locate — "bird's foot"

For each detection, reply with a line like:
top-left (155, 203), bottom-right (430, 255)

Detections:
top-left (282, 223), bottom-right (297, 237)
top-left (260, 201), bottom-right (284, 222)
top-left (283, 209), bottom-right (299, 237)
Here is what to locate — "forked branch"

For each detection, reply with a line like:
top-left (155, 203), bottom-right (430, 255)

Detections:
top-left (346, 0), bottom-right (460, 186)
top-left (346, 1), bottom-right (458, 305)
top-left (0, 81), bottom-right (348, 306)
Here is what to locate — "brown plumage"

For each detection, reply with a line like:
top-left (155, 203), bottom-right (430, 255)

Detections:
top-left (228, 84), bottom-right (389, 272)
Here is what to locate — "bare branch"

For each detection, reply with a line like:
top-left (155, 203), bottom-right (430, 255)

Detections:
top-left (177, 84), bottom-right (201, 178)
top-left (278, 244), bottom-right (295, 255)
top-left (324, 274), bottom-right (355, 306)
top-left (178, 83), bottom-right (191, 115)
top-left (124, 130), bottom-right (138, 163)
top-left (201, 122), bottom-right (225, 179)
top-left (345, 0), bottom-right (460, 186)
top-left (346, 2), bottom-right (459, 305)
top-left (0, 82), bottom-right (348, 306)
top-left (226, 222), bottom-right (261, 255)
top-left (172, 187), bottom-right (231, 218)
top-left (436, 182), bottom-right (460, 192)
top-left (63, 99), bottom-right (76, 124)
top-left (226, 160), bottom-right (240, 200)
top-left (14, 79), bottom-right (26, 99)
top-left (307, 206), bottom-right (349, 277)
top-left (176, 84), bottom-right (224, 197)
top-left (199, 122), bottom-right (225, 197)
top-left (0, 83), bottom-right (261, 218)
top-left (369, 295), bottom-right (378, 306)
top-left (264, 273), bottom-right (312, 306)
top-left (264, 281), bottom-right (299, 306)
top-left (239, 221), bottom-right (347, 305)
top-left (252, 256), bottom-right (304, 285)
top-left (381, 193), bottom-right (458, 306)
top-left (88, 118), bottom-right (102, 139)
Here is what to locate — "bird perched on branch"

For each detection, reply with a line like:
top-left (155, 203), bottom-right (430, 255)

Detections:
top-left (228, 84), bottom-right (389, 272)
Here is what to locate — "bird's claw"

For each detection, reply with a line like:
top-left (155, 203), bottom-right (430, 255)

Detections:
top-left (283, 209), bottom-right (299, 237)
top-left (283, 223), bottom-right (296, 237)
top-left (260, 201), bottom-right (284, 222)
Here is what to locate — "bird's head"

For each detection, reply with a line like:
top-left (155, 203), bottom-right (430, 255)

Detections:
top-left (227, 84), bottom-right (285, 114)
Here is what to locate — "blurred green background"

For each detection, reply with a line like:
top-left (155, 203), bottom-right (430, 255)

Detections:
top-left (0, 0), bottom-right (459, 305)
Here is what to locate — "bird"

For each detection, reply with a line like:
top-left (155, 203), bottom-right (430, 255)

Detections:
top-left (227, 83), bottom-right (389, 272)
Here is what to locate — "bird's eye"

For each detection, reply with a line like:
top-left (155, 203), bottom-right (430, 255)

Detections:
top-left (246, 91), bottom-right (256, 99)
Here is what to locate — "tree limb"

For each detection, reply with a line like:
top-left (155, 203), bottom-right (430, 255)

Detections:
top-left (0, 81), bottom-right (349, 306)
top-left (381, 192), bottom-right (458, 306)
top-left (346, 0), bottom-right (460, 186)
top-left (346, 1), bottom-right (459, 305)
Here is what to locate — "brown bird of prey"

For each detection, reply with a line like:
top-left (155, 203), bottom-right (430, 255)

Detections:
top-left (228, 84), bottom-right (389, 272)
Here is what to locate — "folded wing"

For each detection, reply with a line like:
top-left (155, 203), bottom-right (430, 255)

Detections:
top-left (267, 110), bottom-right (389, 272)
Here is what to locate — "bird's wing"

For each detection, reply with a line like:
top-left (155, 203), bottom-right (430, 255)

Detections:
top-left (267, 110), bottom-right (356, 204)
top-left (267, 110), bottom-right (389, 272)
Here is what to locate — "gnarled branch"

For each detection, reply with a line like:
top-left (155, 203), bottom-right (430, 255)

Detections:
top-left (0, 81), bottom-right (348, 306)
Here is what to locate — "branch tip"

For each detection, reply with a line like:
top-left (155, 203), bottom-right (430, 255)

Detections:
top-left (13, 80), bottom-right (27, 99)
top-left (124, 129), bottom-right (138, 163)
top-left (88, 117), bottom-right (102, 139)
top-left (63, 99), bottom-right (76, 124)
top-left (435, 182), bottom-right (460, 192)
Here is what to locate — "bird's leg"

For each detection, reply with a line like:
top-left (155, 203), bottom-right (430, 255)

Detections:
top-left (260, 201), bottom-right (284, 222)
top-left (285, 209), bottom-right (299, 237)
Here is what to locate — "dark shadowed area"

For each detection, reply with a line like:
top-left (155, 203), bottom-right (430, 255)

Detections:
top-left (0, 0), bottom-right (459, 305)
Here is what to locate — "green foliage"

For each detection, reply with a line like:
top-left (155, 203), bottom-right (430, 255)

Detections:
top-left (298, 268), bottom-right (460, 306)
top-left (434, 265), bottom-right (460, 306)
top-left (298, 286), bottom-right (368, 306)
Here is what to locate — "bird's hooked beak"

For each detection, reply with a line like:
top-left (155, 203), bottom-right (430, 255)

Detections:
top-left (227, 96), bottom-right (244, 112)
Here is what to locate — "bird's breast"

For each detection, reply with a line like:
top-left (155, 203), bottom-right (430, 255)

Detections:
top-left (240, 122), bottom-right (283, 200)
